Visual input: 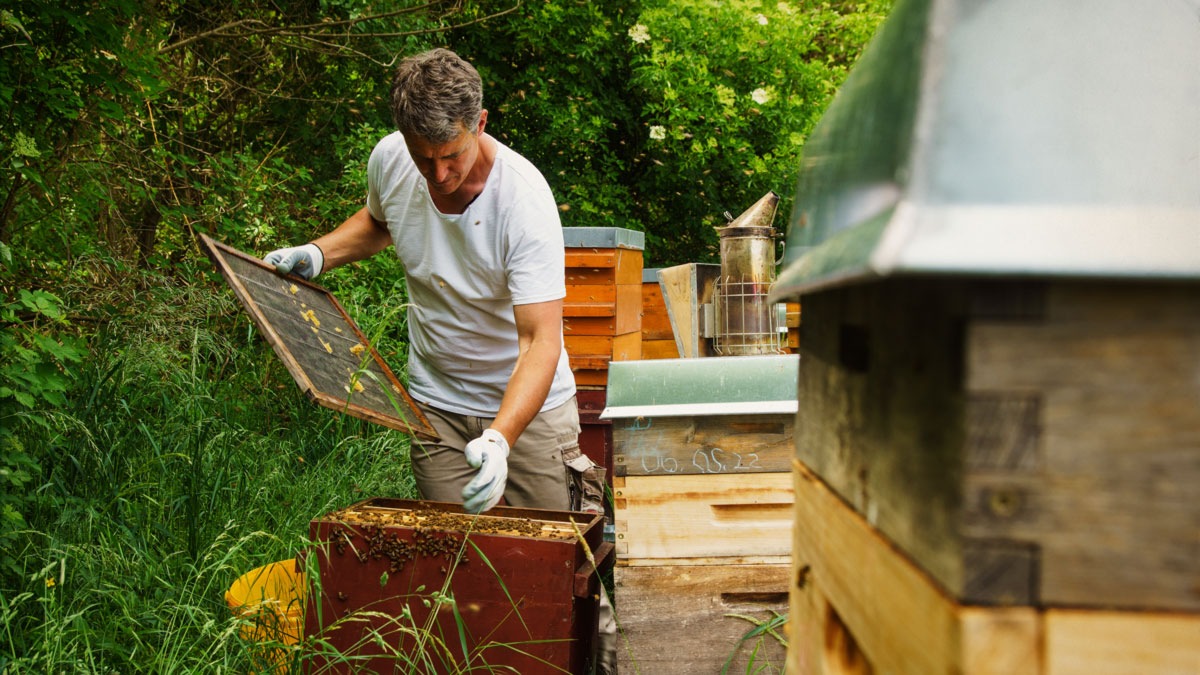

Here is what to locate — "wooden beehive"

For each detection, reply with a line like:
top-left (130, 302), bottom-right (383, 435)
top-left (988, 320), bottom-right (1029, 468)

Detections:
top-left (304, 498), bottom-right (611, 674)
top-left (784, 278), bottom-right (1200, 674)
top-left (769, 0), bottom-right (1199, 668)
top-left (615, 563), bottom-right (792, 674)
top-left (639, 268), bottom-right (680, 360)
top-left (603, 356), bottom-right (799, 674)
top-left (563, 227), bottom-right (645, 387)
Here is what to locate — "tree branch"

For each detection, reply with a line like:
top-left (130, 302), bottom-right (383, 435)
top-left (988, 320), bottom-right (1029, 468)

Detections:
top-left (159, 1), bottom-right (519, 55)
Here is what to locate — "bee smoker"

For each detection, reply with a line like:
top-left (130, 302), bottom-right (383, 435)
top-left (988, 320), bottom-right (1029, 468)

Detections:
top-left (709, 192), bottom-right (785, 356)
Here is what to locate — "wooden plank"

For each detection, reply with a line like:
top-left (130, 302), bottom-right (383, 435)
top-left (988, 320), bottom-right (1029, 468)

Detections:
top-left (566, 334), bottom-right (620, 358)
top-left (566, 290), bottom-right (640, 335)
top-left (616, 563), bottom-right (789, 675)
top-left (613, 414), bottom-right (793, 476)
top-left (657, 263), bottom-right (720, 358)
top-left (640, 338), bottom-right (679, 360)
top-left (640, 281), bottom-right (674, 340)
top-left (565, 283), bottom-right (617, 309)
top-left (198, 235), bottom-right (437, 441)
top-left (1043, 609), bottom-right (1200, 675)
top-left (964, 282), bottom-right (1200, 611)
top-left (785, 301), bottom-right (801, 328)
top-left (564, 283), bottom-right (641, 320)
top-left (565, 248), bottom-right (642, 285)
top-left (614, 472), bottom-right (792, 560)
top-left (789, 459), bottom-right (1042, 675)
top-left (566, 331), bottom-right (640, 366)
top-left (564, 313), bottom-right (638, 337)
top-left (573, 369), bottom-right (608, 387)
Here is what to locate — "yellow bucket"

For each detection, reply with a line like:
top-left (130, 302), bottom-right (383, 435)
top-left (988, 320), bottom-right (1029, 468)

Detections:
top-left (225, 559), bottom-right (306, 671)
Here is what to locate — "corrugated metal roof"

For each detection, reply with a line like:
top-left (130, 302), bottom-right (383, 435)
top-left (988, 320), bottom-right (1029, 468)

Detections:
top-left (772, 0), bottom-right (1200, 298)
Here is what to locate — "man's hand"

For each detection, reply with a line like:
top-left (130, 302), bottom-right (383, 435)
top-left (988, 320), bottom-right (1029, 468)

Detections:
top-left (264, 243), bottom-right (324, 280)
top-left (462, 428), bottom-right (510, 513)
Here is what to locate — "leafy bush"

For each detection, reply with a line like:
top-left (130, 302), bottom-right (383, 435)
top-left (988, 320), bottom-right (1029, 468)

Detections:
top-left (0, 270), bottom-right (85, 583)
top-left (626, 0), bottom-right (891, 265)
top-left (453, 0), bottom-right (890, 267)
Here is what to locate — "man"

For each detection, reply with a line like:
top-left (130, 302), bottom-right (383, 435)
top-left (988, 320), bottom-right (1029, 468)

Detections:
top-left (264, 48), bottom-right (615, 671)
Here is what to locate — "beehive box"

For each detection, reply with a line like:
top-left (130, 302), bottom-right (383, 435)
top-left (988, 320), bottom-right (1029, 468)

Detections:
top-left (784, 278), bottom-right (1200, 674)
top-left (613, 472), bottom-right (793, 562)
top-left (790, 459), bottom-right (1200, 675)
top-left (563, 227), bottom-right (645, 387)
top-left (602, 356), bottom-right (799, 674)
top-left (640, 268), bottom-right (679, 360)
top-left (615, 563), bottom-right (790, 673)
top-left (304, 498), bottom-right (611, 674)
top-left (793, 280), bottom-right (1200, 611)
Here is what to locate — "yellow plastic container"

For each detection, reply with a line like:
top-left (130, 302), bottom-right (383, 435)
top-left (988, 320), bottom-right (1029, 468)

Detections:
top-left (225, 559), bottom-right (306, 672)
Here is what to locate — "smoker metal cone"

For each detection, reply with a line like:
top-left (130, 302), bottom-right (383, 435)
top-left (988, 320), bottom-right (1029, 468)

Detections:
top-left (718, 191), bottom-right (780, 232)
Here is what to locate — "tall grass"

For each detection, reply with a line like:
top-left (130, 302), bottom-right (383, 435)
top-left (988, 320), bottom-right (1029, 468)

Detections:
top-left (1, 259), bottom-right (418, 672)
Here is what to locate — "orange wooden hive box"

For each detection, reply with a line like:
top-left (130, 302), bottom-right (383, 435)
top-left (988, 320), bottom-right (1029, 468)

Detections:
top-left (563, 227), bottom-right (644, 387)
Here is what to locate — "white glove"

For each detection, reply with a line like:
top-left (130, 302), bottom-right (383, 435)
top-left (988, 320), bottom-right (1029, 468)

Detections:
top-left (462, 428), bottom-right (510, 513)
top-left (264, 243), bottom-right (324, 280)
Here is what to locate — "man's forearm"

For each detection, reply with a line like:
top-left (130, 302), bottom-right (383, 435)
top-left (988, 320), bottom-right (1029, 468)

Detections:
top-left (490, 337), bottom-right (558, 447)
top-left (490, 299), bottom-right (565, 446)
top-left (313, 207), bottom-right (392, 271)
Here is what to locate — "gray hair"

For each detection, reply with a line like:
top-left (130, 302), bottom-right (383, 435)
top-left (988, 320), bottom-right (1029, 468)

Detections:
top-left (390, 48), bottom-right (483, 143)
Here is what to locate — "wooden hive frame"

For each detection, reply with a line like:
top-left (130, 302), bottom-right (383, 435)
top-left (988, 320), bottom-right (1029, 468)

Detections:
top-left (199, 234), bottom-right (436, 441)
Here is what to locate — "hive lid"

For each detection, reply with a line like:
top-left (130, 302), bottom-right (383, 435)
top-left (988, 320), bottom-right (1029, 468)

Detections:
top-left (600, 354), bottom-right (799, 419)
top-left (772, 0), bottom-right (1200, 299)
top-left (563, 226), bottom-right (645, 251)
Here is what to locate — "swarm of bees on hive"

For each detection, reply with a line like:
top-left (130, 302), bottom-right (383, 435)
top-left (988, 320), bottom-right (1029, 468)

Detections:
top-left (323, 504), bottom-right (573, 575)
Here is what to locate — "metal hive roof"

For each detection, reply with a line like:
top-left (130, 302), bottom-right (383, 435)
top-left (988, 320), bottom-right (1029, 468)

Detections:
top-left (772, 0), bottom-right (1200, 298)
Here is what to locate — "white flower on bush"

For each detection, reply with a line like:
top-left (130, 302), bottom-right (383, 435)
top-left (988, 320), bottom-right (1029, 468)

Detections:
top-left (777, 2), bottom-right (795, 15)
top-left (751, 88), bottom-right (772, 105)
top-left (628, 24), bottom-right (650, 44)
top-left (756, 14), bottom-right (769, 25)
top-left (649, 125), bottom-right (666, 141)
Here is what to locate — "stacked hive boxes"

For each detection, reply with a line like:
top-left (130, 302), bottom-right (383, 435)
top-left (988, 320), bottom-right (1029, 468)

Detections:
top-left (563, 227), bottom-right (645, 491)
top-left (563, 227), bottom-right (644, 388)
top-left (602, 355), bottom-right (799, 674)
top-left (639, 269), bottom-right (679, 360)
top-left (779, 279), bottom-right (1200, 674)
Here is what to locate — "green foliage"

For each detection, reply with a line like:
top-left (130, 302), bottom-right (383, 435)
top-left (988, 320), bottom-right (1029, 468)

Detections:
top-left (449, 0), bottom-right (890, 267)
top-left (1, 268), bottom-right (419, 668)
top-left (457, 2), bottom-right (644, 235)
top-left (626, 0), bottom-right (891, 264)
top-left (0, 278), bottom-right (84, 582)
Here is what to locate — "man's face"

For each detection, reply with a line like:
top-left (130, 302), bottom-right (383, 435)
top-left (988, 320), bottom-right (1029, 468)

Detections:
top-left (405, 114), bottom-right (487, 197)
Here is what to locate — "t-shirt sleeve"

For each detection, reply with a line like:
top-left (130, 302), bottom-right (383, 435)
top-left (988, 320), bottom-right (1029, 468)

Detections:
top-left (366, 145), bottom-right (385, 222)
top-left (505, 189), bottom-right (566, 306)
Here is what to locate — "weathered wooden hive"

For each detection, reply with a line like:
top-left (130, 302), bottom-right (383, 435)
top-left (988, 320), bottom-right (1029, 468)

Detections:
top-left (769, 0), bottom-right (1200, 672)
top-left (603, 355), bottom-right (799, 673)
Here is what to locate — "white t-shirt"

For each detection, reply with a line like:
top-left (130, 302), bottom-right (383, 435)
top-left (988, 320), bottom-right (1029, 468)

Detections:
top-left (366, 131), bottom-right (576, 417)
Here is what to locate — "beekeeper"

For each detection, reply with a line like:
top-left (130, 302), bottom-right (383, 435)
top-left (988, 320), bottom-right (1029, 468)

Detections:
top-left (262, 47), bottom-right (614, 673)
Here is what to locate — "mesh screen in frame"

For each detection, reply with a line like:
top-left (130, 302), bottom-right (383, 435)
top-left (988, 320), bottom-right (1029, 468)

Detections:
top-left (200, 234), bottom-right (437, 441)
